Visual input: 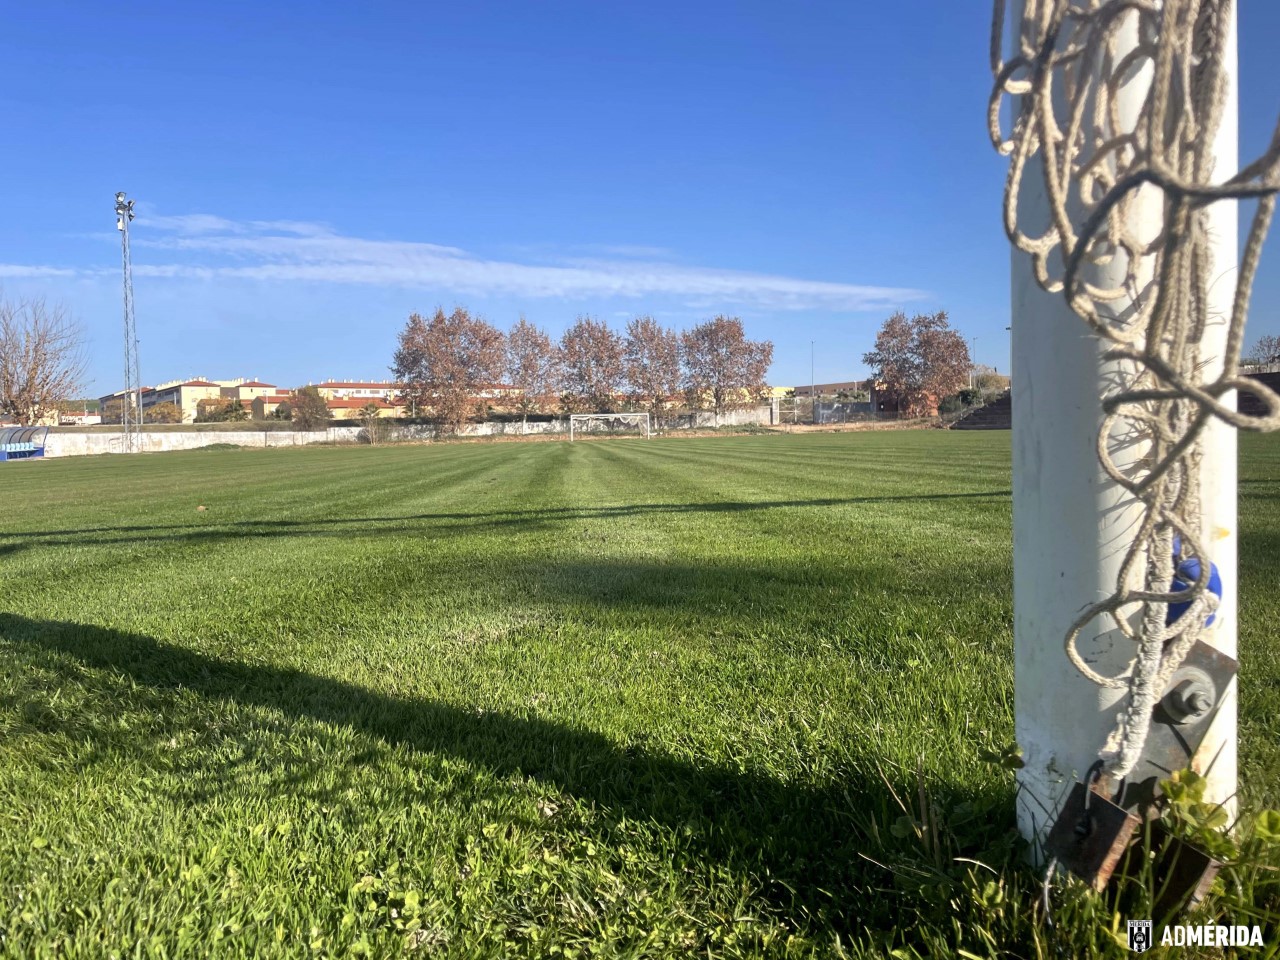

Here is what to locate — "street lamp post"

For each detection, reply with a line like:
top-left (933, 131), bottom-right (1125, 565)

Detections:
top-left (115, 191), bottom-right (141, 452)
top-left (810, 340), bottom-right (816, 425)
top-left (1005, 325), bottom-right (1012, 382)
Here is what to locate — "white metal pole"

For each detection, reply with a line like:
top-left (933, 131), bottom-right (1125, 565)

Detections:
top-left (1011, 3), bottom-right (1239, 847)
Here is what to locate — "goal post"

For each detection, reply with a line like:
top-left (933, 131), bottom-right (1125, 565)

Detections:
top-left (567, 413), bottom-right (651, 442)
top-left (991, 0), bottom-right (1271, 860)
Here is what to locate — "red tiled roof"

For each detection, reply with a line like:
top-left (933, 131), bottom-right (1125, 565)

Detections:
top-left (326, 398), bottom-right (397, 409)
top-left (238, 380), bottom-right (276, 388)
top-left (258, 394), bottom-right (292, 403)
top-left (182, 380), bottom-right (219, 387)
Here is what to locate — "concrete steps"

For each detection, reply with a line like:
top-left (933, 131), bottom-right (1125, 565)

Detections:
top-left (945, 371), bottom-right (1274, 432)
top-left (949, 391), bottom-right (1011, 430)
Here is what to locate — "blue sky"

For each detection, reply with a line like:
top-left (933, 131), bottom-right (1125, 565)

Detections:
top-left (2, 1), bottom-right (1278, 394)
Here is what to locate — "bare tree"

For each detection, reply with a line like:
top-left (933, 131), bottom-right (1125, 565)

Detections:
top-left (862, 310), bottom-right (969, 417)
top-left (392, 307), bottom-right (506, 433)
top-left (1247, 333), bottom-right (1280, 369)
top-left (0, 296), bottom-right (87, 425)
top-left (506, 315), bottom-right (559, 429)
top-left (680, 316), bottom-right (774, 424)
top-left (971, 363), bottom-right (1009, 400)
top-left (623, 316), bottom-right (682, 426)
top-left (559, 316), bottom-right (624, 413)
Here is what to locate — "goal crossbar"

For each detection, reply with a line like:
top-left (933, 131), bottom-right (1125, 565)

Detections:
top-left (568, 413), bottom-right (651, 442)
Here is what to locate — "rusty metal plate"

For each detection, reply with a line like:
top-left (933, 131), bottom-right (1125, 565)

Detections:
top-left (1150, 824), bottom-right (1222, 920)
top-left (1115, 640), bottom-right (1239, 812)
top-left (1044, 781), bottom-right (1142, 891)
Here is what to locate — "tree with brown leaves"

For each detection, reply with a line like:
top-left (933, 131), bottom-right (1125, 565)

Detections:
top-left (392, 307), bottom-right (506, 432)
top-left (0, 296), bottom-right (87, 426)
top-left (559, 316), bottom-right (624, 413)
top-left (144, 401), bottom-right (184, 423)
top-left (506, 316), bottom-right (559, 427)
top-left (862, 311), bottom-right (970, 417)
top-left (680, 316), bottom-right (774, 424)
top-left (623, 316), bottom-right (682, 425)
top-left (287, 385), bottom-right (332, 431)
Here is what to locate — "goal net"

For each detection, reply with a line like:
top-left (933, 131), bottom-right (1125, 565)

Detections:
top-left (568, 413), bottom-right (651, 442)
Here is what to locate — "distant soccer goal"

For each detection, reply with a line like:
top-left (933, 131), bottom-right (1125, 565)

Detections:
top-left (568, 413), bottom-right (651, 442)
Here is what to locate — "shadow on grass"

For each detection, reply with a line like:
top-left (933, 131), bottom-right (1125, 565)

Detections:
top-left (0, 490), bottom-right (1012, 548)
top-left (1, 612), bottom-right (1019, 936)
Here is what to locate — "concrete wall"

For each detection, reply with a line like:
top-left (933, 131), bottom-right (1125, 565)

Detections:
top-left (44, 404), bottom-right (776, 457)
top-left (45, 426), bottom-right (363, 457)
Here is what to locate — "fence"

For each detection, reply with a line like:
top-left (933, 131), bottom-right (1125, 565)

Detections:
top-left (41, 404), bottom-right (780, 457)
top-left (775, 397), bottom-right (911, 425)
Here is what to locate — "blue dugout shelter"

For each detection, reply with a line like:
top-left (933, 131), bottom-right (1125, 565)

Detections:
top-left (0, 426), bottom-right (50, 461)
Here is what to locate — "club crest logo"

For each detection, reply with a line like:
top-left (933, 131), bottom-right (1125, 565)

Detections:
top-left (1127, 919), bottom-right (1153, 953)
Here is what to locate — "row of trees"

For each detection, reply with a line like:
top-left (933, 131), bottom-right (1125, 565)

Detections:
top-left (5, 289), bottom-right (1277, 430)
top-left (392, 309), bottom-right (774, 432)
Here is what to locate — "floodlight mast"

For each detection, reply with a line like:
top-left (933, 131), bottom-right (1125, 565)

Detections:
top-left (116, 191), bottom-right (141, 452)
top-left (1008, 5), bottom-right (1239, 849)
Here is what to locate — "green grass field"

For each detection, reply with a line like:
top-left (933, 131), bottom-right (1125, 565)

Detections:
top-left (1, 432), bottom-right (1277, 958)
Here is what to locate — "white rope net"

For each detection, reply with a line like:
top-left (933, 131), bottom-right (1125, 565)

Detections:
top-left (990, 0), bottom-right (1280, 777)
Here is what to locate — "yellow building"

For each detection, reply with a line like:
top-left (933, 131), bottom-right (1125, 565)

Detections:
top-left (325, 397), bottom-right (405, 418)
top-left (111, 379), bottom-right (224, 423)
top-left (222, 380), bottom-right (277, 403)
top-left (250, 394), bottom-right (293, 419)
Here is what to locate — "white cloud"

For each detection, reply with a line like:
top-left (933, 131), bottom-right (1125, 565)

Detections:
top-left (0, 264), bottom-right (78, 278)
top-left (135, 212), bottom-right (245, 235)
top-left (26, 212), bottom-right (930, 311)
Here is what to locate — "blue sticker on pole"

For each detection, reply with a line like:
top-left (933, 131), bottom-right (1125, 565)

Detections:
top-left (1167, 551), bottom-right (1223, 627)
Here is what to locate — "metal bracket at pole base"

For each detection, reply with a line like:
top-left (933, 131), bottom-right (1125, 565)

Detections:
top-left (1043, 781), bottom-right (1141, 892)
top-left (1044, 639), bottom-right (1236, 897)
top-left (1147, 823), bottom-right (1223, 920)
top-left (1114, 640), bottom-right (1239, 813)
